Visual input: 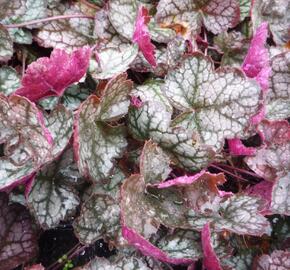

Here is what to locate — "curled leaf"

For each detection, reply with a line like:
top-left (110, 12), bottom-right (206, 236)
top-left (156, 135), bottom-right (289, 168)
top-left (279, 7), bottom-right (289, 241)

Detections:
top-left (133, 6), bottom-right (156, 67)
top-left (228, 138), bottom-right (256, 156)
top-left (15, 46), bottom-right (91, 102)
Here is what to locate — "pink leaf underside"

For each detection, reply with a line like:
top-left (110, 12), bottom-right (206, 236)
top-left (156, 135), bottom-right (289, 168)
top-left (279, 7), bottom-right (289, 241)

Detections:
top-left (15, 46), bottom-right (91, 102)
top-left (246, 180), bottom-right (273, 215)
top-left (228, 138), bottom-right (256, 156)
top-left (201, 223), bottom-right (222, 270)
top-left (242, 22), bottom-right (271, 92)
top-left (122, 226), bottom-right (194, 265)
top-left (24, 264), bottom-right (45, 270)
top-left (259, 119), bottom-right (290, 145)
top-left (130, 96), bottom-right (143, 108)
top-left (132, 6), bottom-right (157, 68)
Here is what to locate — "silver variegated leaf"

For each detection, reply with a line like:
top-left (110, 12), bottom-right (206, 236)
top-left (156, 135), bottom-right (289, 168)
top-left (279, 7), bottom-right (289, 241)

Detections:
top-left (140, 140), bottom-right (171, 185)
top-left (252, 0), bottom-right (290, 45)
top-left (35, 2), bottom-right (95, 51)
top-left (99, 73), bottom-right (133, 121)
top-left (0, 66), bottom-right (20, 95)
top-left (27, 155), bottom-right (80, 229)
top-left (271, 173), bottom-right (290, 216)
top-left (0, 94), bottom-right (51, 190)
top-left (44, 105), bottom-right (73, 159)
top-left (266, 51), bottom-right (290, 120)
top-left (75, 95), bottom-right (127, 183)
top-left (0, 193), bottom-right (38, 270)
top-left (239, 0), bottom-right (250, 21)
top-left (253, 250), bottom-right (290, 270)
top-left (163, 53), bottom-right (261, 151)
top-left (73, 194), bottom-right (120, 245)
top-left (0, 26), bottom-right (13, 62)
top-left (156, 230), bottom-right (202, 261)
top-left (76, 256), bottom-right (151, 270)
top-left (90, 46), bottom-right (138, 80)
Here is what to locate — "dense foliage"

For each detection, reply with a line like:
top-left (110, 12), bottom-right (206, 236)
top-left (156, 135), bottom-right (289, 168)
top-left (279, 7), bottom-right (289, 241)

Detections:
top-left (0, 0), bottom-right (289, 269)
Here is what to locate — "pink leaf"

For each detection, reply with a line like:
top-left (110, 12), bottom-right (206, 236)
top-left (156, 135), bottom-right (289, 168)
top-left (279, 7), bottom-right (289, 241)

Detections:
top-left (246, 181), bottom-right (273, 215)
top-left (259, 119), bottom-right (290, 145)
top-left (201, 223), bottom-right (222, 270)
top-left (132, 7), bottom-right (157, 68)
top-left (122, 226), bottom-right (194, 265)
top-left (228, 138), bottom-right (256, 156)
top-left (242, 22), bottom-right (271, 93)
top-left (24, 264), bottom-right (45, 270)
top-left (15, 46), bottom-right (91, 102)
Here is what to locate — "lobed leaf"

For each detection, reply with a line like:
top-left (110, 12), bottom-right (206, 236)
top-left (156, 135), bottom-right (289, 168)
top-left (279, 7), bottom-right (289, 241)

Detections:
top-left (0, 94), bottom-right (52, 190)
top-left (140, 140), bottom-right (171, 185)
top-left (163, 53), bottom-right (261, 151)
top-left (15, 46), bottom-right (91, 102)
top-left (73, 194), bottom-right (120, 245)
top-left (0, 193), bottom-right (37, 270)
top-left (35, 2), bottom-right (95, 51)
top-left (74, 95), bottom-right (127, 183)
top-left (27, 156), bottom-right (80, 229)
top-left (156, 0), bottom-right (240, 37)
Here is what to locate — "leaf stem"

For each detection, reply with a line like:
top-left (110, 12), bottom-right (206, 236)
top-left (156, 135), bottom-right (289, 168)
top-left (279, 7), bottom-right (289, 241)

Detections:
top-left (2, 15), bottom-right (95, 29)
top-left (213, 163), bottom-right (263, 178)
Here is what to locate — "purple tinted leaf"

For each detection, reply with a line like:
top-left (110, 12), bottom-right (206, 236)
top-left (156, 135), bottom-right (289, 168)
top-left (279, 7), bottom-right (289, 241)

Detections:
top-left (0, 193), bottom-right (38, 270)
top-left (228, 138), bottom-right (256, 156)
top-left (24, 264), bottom-right (45, 270)
top-left (253, 250), bottom-right (290, 270)
top-left (242, 22), bottom-right (271, 92)
top-left (15, 46), bottom-right (91, 102)
top-left (140, 140), bottom-right (171, 185)
top-left (132, 6), bottom-right (156, 67)
top-left (74, 95), bottom-right (127, 183)
top-left (122, 226), bottom-right (195, 265)
top-left (201, 223), bottom-right (222, 270)
top-left (163, 53), bottom-right (261, 151)
top-left (0, 94), bottom-right (52, 190)
top-left (73, 194), bottom-right (120, 245)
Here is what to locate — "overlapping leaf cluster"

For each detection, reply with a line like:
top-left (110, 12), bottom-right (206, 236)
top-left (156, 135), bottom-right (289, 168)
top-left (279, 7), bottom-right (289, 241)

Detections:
top-left (0, 0), bottom-right (289, 269)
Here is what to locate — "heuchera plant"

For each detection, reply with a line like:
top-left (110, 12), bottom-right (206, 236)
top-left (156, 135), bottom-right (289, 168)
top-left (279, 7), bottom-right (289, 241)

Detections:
top-left (0, 0), bottom-right (289, 269)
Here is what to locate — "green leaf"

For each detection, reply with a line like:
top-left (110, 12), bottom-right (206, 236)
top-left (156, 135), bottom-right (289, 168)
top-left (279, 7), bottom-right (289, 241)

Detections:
top-left (140, 140), bottom-right (171, 185)
top-left (73, 194), bottom-right (120, 245)
top-left (0, 95), bottom-right (52, 190)
top-left (75, 95), bottom-right (127, 183)
top-left (35, 2), bottom-right (95, 51)
top-left (0, 66), bottom-right (20, 95)
top-left (163, 53), bottom-right (260, 151)
top-left (44, 105), bottom-right (74, 159)
top-left (239, 0), bottom-right (250, 21)
top-left (38, 96), bottom-right (59, 111)
top-left (0, 26), bottom-right (13, 62)
top-left (90, 46), bottom-right (138, 80)
top-left (61, 85), bottom-right (92, 111)
top-left (271, 173), bottom-right (290, 216)
top-left (0, 193), bottom-right (38, 270)
top-left (156, 230), bottom-right (202, 261)
top-left (27, 153), bottom-right (80, 229)
top-left (266, 51), bottom-right (290, 120)
top-left (8, 28), bottom-right (33, 45)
